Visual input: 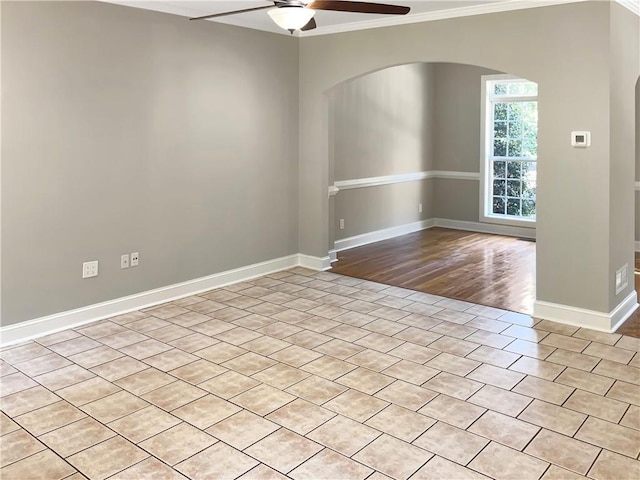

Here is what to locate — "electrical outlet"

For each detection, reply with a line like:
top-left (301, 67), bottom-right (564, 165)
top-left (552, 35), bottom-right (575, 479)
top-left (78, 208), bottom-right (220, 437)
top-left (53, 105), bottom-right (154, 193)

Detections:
top-left (82, 261), bottom-right (98, 279)
top-left (615, 264), bottom-right (628, 295)
top-left (339, 219), bottom-right (345, 230)
top-left (121, 254), bottom-right (130, 269)
top-left (131, 252), bottom-right (139, 267)
top-left (418, 203), bottom-right (423, 214)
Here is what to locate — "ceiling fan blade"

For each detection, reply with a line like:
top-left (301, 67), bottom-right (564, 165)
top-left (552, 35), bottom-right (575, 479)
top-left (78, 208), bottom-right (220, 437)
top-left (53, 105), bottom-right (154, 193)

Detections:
top-left (308, 1), bottom-right (410, 15)
top-left (190, 5), bottom-right (273, 21)
top-left (301, 17), bottom-right (317, 31)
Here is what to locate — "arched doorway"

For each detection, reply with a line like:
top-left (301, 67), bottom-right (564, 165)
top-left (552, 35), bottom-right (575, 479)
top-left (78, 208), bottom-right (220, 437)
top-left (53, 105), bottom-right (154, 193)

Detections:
top-left (326, 62), bottom-right (538, 315)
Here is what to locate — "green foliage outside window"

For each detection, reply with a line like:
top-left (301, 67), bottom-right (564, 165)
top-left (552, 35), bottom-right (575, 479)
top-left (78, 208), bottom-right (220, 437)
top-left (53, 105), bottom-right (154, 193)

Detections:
top-left (489, 82), bottom-right (537, 219)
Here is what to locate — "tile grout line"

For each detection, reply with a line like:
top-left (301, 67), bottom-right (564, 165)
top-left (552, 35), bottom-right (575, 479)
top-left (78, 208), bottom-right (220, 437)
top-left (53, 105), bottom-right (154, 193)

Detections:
top-left (2, 268), bottom-right (639, 480)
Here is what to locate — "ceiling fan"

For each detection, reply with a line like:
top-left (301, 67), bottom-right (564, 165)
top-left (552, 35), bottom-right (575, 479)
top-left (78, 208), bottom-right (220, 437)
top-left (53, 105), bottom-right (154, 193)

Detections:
top-left (189, 1), bottom-right (411, 34)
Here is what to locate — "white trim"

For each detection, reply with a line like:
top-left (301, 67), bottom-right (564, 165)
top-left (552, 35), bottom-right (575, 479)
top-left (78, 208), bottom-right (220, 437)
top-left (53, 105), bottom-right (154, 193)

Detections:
top-left (328, 249), bottom-right (338, 263)
top-left (480, 74), bottom-right (538, 229)
top-left (635, 181), bottom-right (640, 191)
top-left (0, 253), bottom-right (333, 347)
top-left (334, 170), bottom-right (479, 191)
top-left (328, 185), bottom-right (339, 197)
top-left (335, 219), bottom-right (435, 251)
top-left (300, 0), bottom-right (591, 36)
top-left (334, 217), bottom-right (535, 252)
top-left (616, 0), bottom-right (640, 16)
top-left (432, 218), bottom-right (535, 240)
top-left (432, 171), bottom-right (481, 181)
top-left (635, 241), bottom-right (640, 252)
top-left (297, 254), bottom-right (332, 271)
top-left (335, 171), bottom-right (429, 190)
top-left (533, 291), bottom-right (639, 333)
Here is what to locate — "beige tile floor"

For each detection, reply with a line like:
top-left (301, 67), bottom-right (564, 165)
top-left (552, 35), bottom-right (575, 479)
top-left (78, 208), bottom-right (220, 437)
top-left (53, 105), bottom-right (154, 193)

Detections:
top-left (1, 267), bottom-right (639, 480)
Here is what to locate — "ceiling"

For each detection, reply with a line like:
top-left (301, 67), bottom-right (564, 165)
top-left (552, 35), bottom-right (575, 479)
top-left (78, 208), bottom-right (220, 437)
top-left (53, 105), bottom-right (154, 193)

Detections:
top-left (103, 0), bottom-right (542, 36)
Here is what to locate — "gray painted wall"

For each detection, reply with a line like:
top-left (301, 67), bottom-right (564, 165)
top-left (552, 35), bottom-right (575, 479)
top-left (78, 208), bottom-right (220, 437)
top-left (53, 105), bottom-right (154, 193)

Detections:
top-left (609, 2), bottom-right (639, 308)
top-left (331, 62), bottom-right (503, 241)
top-left (335, 182), bottom-right (434, 239)
top-left (433, 63), bottom-right (497, 173)
top-left (331, 63), bottom-right (436, 180)
top-left (636, 78), bottom-right (640, 244)
top-left (432, 63), bottom-right (500, 223)
top-left (2, 1), bottom-right (638, 329)
top-left (330, 63), bottom-right (435, 239)
top-left (299, 1), bottom-right (635, 314)
top-left (1, 1), bottom-right (300, 325)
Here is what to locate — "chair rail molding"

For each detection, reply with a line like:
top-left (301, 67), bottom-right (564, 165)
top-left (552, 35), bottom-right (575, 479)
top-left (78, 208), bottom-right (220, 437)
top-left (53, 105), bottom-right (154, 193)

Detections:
top-left (333, 170), bottom-right (480, 191)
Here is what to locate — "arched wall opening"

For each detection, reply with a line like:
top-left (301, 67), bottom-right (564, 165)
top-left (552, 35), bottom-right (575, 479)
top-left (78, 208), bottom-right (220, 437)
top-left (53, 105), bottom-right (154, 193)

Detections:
top-left (298, 1), bottom-right (637, 330)
top-left (325, 62), bottom-right (539, 313)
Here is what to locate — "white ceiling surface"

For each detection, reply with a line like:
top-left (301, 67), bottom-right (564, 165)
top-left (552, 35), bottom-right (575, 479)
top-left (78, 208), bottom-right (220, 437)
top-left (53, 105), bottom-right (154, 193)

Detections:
top-left (104, 0), bottom-right (523, 36)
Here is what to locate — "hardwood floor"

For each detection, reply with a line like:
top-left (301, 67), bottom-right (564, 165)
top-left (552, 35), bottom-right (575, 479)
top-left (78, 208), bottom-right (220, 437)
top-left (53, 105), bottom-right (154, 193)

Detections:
top-left (616, 253), bottom-right (640, 337)
top-left (331, 227), bottom-right (640, 338)
top-left (332, 228), bottom-right (536, 314)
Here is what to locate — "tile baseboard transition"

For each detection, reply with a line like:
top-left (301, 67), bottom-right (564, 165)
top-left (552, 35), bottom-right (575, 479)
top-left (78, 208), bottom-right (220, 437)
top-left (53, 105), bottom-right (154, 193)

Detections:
top-left (533, 290), bottom-right (639, 333)
top-left (0, 253), bottom-right (329, 347)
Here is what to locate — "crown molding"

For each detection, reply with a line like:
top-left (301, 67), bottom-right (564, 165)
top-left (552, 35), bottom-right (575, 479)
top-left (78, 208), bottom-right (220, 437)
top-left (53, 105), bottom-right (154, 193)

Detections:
top-left (300, 0), bottom-right (591, 37)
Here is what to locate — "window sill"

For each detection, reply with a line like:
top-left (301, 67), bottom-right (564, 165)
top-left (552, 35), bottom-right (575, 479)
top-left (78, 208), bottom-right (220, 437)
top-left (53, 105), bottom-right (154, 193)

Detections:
top-left (480, 214), bottom-right (536, 229)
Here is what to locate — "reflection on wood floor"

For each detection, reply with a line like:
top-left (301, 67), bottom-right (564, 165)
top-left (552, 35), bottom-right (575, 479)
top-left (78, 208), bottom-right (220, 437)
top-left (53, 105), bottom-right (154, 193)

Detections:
top-left (331, 227), bottom-right (536, 314)
top-left (331, 227), bottom-right (640, 338)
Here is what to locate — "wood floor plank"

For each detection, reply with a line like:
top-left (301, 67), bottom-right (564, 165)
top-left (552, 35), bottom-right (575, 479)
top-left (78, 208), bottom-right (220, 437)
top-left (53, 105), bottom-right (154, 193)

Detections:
top-left (332, 227), bottom-right (639, 338)
top-left (332, 228), bottom-right (536, 314)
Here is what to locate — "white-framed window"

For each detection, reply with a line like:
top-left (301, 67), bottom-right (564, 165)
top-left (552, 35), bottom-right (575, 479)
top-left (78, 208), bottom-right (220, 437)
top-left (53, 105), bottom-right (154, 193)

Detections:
top-left (480, 74), bottom-right (538, 226)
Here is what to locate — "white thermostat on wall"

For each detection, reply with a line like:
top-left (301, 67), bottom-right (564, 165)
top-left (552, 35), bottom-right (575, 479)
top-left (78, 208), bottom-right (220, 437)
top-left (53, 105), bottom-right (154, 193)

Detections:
top-left (571, 131), bottom-right (591, 147)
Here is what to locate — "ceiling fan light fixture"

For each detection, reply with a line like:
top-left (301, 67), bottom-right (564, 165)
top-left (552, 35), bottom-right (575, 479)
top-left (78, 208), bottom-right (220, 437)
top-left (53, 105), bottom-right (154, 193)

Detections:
top-left (268, 6), bottom-right (315, 32)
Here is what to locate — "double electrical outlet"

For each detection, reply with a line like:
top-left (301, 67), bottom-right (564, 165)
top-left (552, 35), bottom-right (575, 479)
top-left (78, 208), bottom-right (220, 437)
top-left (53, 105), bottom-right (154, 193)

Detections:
top-left (121, 252), bottom-right (139, 269)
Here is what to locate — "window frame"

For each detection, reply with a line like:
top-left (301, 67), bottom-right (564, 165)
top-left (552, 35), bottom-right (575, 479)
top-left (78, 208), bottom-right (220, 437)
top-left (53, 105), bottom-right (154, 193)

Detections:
top-left (480, 74), bottom-right (538, 227)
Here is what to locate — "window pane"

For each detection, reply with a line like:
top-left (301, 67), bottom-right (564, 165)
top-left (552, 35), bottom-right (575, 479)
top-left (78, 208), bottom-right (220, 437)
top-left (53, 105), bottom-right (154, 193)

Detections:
top-left (507, 82), bottom-right (524, 96)
top-left (507, 180), bottom-right (521, 197)
top-left (494, 103), bottom-right (507, 121)
top-left (508, 103), bottom-right (523, 123)
top-left (507, 198), bottom-right (521, 216)
top-left (493, 180), bottom-right (506, 196)
top-left (493, 139), bottom-right (506, 157)
top-left (523, 102), bottom-right (537, 123)
top-left (486, 77), bottom-right (537, 221)
top-left (506, 162), bottom-right (521, 179)
top-left (508, 121), bottom-right (522, 138)
top-left (507, 139), bottom-right (523, 157)
top-left (492, 81), bottom-right (537, 97)
top-left (523, 137), bottom-right (537, 158)
top-left (522, 82), bottom-right (538, 96)
top-left (522, 199), bottom-right (536, 217)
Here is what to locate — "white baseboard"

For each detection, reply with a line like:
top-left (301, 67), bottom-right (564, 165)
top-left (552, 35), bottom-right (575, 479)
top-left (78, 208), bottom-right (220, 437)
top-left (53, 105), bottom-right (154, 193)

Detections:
top-left (334, 219), bottom-right (435, 252)
top-left (328, 249), bottom-right (338, 263)
top-left (298, 254), bottom-right (331, 271)
top-left (0, 253), bottom-right (329, 347)
top-left (432, 218), bottom-right (535, 240)
top-left (533, 290), bottom-right (638, 333)
top-left (635, 241), bottom-right (640, 252)
top-left (334, 217), bottom-right (535, 252)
